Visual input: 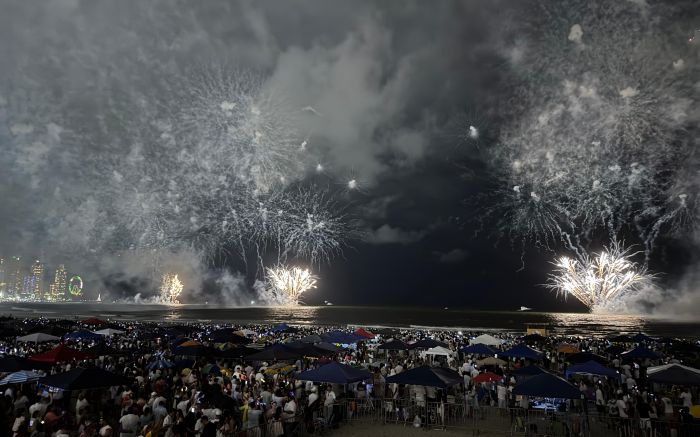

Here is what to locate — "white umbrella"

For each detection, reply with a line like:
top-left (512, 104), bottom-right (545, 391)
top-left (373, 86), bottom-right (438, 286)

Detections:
top-left (0, 370), bottom-right (43, 385)
top-left (93, 328), bottom-right (125, 336)
top-left (470, 334), bottom-right (505, 346)
top-left (16, 333), bottom-right (61, 343)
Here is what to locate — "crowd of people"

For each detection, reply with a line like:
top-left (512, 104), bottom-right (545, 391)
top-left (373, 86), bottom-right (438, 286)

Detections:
top-left (0, 316), bottom-right (698, 436)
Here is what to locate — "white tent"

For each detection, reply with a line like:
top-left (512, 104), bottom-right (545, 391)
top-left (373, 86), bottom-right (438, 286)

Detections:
top-left (423, 346), bottom-right (454, 357)
top-left (94, 328), bottom-right (125, 336)
top-left (470, 334), bottom-right (505, 346)
top-left (16, 333), bottom-right (61, 343)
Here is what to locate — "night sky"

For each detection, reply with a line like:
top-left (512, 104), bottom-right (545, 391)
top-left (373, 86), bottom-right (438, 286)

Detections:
top-left (0, 1), bottom-right (698, 313)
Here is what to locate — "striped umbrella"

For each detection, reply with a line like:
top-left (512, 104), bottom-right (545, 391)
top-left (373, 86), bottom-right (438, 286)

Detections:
top-left (0, 370), bottom-right (43, 385)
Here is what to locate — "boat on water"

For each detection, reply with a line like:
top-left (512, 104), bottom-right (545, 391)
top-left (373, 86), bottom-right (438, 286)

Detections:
top-left (518, 306), bottom-right (532, 311)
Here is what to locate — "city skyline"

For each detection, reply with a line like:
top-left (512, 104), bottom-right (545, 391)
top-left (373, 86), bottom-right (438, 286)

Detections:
top-left (0, 255), bottom-right (85, 301)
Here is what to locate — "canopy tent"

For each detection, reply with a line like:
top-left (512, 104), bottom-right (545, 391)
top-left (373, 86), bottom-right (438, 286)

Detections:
top-left (85, 342), bottom-right (128, 357)
top-left (284, 342), bottom-right (327, 358)
top-left (476, 357), bottom-right (507, 366)
top-left (81, 317), bottom-right (107, 327)
top-left (16, 333), bottom-right (61, 343)
top-left (410, 339), bottom-right (449, 349)
top-left (0, 370), bottom-right (43, 386)
top-left (0, 356), bottom-right (51, 372)
top-left (461, 344), bottom-right (496, 355)
top-left (297, 361), bottom-right (372, 384)
top-left (93, 328), bottom-right (125, 336)
top-left (315, 342), bottom-right (344, 353)
top-left (377, 339), bottom-right (409, 351)
top-left (40, 367), bottom-right (131, 390)
top-left (385, 366), bottom-right (462, 389)
top-left (472, 372), bottom-right (503, 384)
top-left (246, 344), bottom-right (300, 361)
top-left (501, 344), bottom-right (544, 360)
top-left (470, 334), bottom-right (505, 346)
top-left (421, 346), bottom-right (454, 359)
top-left (647, 364), bottom-right (700, 386)
top-left (321, 330), bottom-right (362, 344)
top-left (565, 361), bottom-right (620, 380)
top-left (566, 352), bottom-right (608, 365)
top-left (354, 328), bottom-right (375, 339)
top-left (512, 365), bottom-right (548, 383)
top-left (172, 345), bottom-right (216, 357)
top-left (64, 330), bottom-right (103, 342)
top-left (512, 372), bottom-right (582, 399)
top-left (28, 326), bottom-right (70, 337)
top-left (621, 346), bottom-right (660, 360)
top-left (605, 345), bottom-right (625, 356)
top-left (30, 344), bottom-right (94, 363)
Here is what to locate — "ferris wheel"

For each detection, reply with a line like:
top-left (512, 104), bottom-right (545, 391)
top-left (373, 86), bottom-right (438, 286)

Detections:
top-left (68, 275), bottom-right (83, 297)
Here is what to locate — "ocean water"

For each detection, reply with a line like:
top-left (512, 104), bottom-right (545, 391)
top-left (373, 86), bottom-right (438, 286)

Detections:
top-left (2, 303), bottom-right (698, 339)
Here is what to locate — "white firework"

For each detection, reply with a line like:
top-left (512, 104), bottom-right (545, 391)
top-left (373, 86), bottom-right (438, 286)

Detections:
top-left (159, 273), bottom-right (183, 305)
top-left (266, 266), bottom-right (318, 305)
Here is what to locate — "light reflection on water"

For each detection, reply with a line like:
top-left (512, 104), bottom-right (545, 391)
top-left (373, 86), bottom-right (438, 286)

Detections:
top-left (1, 303), bottom-right (697, 338)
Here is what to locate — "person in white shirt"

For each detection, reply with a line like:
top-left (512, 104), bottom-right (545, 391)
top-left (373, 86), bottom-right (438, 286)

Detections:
top-left (680, 388), bottom-right (692, 407)
top-left (497, 384), bottom-right (508, 409)
top-left (616, 397), bottom-right (629, 418)
top-left (118, 407), bottom-right (139, 437)
top-left (323, 386), bottom-right (336, 420)
top-left (308, 387), bottom-right (319, 407)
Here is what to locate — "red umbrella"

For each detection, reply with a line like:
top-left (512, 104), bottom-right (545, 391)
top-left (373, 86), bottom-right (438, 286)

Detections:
top-left (30, 344), bottom-right (95, 364)
top-left (354, 328), bottom-right (375, 339)
top-left (472, 372), bottom-right (503, 384)
top-left (81, 317), bottom-right (107, 326)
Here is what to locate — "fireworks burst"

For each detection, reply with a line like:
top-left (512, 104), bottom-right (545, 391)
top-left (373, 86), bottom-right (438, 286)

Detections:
top-left (159, 273), bottom-right (183, 305)
top-left (545, 241), bottom-right (655, 312)
top-left (265, 266), bottom-right (318, 305)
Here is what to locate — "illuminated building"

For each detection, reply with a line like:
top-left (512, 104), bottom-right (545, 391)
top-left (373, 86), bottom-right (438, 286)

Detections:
top-left (7, 256), bottom-right (23, 299)
top-left (49, 264), bottom-right (67, 301)
top-left (30, 260), bottom-right (45, 301)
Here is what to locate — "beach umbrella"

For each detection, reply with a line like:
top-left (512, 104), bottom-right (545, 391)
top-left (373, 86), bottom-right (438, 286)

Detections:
top-left (213, 346), bottom-right (257, 359)
top-left (0, 370), bottom-right (43, 386)
top-left (632, 333), bottom-right (654, 343)
top-left (566, 352), bottom-right (608, 365)
top-left (178, 340), bottom-right (202, 347)
top-left (246, 344), bottom-right (300, 361)
top-left (377, 340), bottom-right (409, 351)
top-left (173, 359), bottom-right (195, 369)
top-left (512, 373), bottom-right (582, 399)
top-left (461, 344), bottom-right (497, 355)
top-left (501, 344), bottom-right (544, 360)
top-left (609, 335), bottom-right (633, 343)
top-left (271, 323), bottom-right (297, 333)
top-left (284, 342), bottom-right (326, 357)
top-left (298, 361), bottom-right (371, 384)
top-left (647, 364), bottom-right (700, 386)
top-left (521, 333), bottom-right (547, 343)
top-left (565, 361), bottom-right (620, 380)
top-left (476, 357), bottom-right (507, 366)
top-left (17, 333), bottom-right (61, 343)
top-left (557, 344), bottom-right (580, 354)
top-left (147, 359), bottom-right (176, 370)
top-left (472, 372), bottom-right (503, 384)
top-left (64, 330), bottom-right (103, 342)
top-left (354, 328), bottom-right (375, 339)
top-left (40, 367), bottom-right (131, 390)
top-left (299, 334), bottom-right (323, 344)
top-left (410, 339), bottom-right (449, 349)
top-left (209, 329), bottom-right (251, 344)
top-left (29, 344), bottom-right (95, 363)
top-left (470, 334), bottom-right (505, 346)
top-left (81, 317), bottom-right (107, 327)
top-left (85, 342), bottom-right (128, 357)
top-left (0, 356), bottom-right (51, 372)
top-left (621, 346), bottom-right (660, 360)
top-left (385, 366), bottom-right (463, 389)
top-left (605, 345), bottom-right (625, 355)
top-left (172, 344), bottom-right (216, 357)
top-left (93, 328), bottom-right (125, 336)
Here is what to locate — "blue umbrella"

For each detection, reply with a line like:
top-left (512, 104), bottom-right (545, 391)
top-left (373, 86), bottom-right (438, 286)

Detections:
top-left (385, 366), bottom-right (462, 389)
top-left (0, 370), bottom-right (43, 385)
top-left (512, 372), bottom-right (582, 399)
top-left (460, 344), bottom-right (496, 355)
top-left (621, 346), bottom-right (660, 360)
top-left (64, 330), bottom-right (103, 342)
top-left (147, 359), bottom-right (176, 370)
top-left (297, 361), bottom-right (371, 384)
top-left (501, 344), bottom-right (544, 360)
top-left (565, 361), bottom-right (620, 380)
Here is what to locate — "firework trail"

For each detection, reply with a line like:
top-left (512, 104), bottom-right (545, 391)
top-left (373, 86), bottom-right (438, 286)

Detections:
top-left (480, 1), bottom-right (699, 256)
top-left (545, 241), bottom-right (655, 312)
top-left (265, 266), bottom-right (318, 305)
